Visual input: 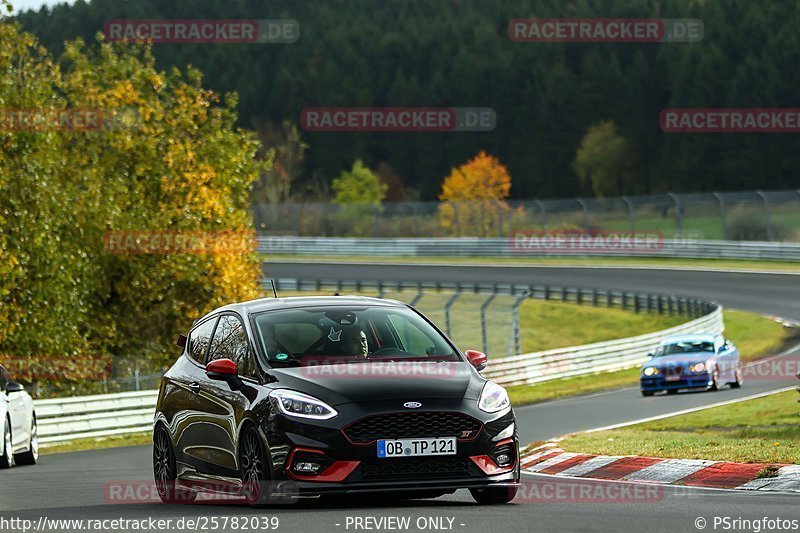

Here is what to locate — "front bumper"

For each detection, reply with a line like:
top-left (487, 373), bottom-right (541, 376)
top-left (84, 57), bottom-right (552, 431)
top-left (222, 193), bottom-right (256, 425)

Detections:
top-left (262, 399), bottom-right (519, 494)
top-left (640, 372), bottom-right (713, 391)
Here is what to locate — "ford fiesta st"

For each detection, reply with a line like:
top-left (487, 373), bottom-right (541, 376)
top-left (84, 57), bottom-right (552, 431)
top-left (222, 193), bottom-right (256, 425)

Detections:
top-left (640, 334), bottom-right (742, 396)
top-left (1, 364), bottom-right (38, 468)
top-left (153, 296), bottom-right (519, 505)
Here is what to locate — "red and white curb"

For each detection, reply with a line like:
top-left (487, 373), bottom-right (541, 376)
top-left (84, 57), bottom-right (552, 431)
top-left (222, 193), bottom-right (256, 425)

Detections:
top-left (520, 445), bottom-right (800, 493)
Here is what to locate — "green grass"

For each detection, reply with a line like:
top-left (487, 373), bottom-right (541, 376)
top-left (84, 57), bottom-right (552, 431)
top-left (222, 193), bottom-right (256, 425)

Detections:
top-left (41, 432), bottom-right (152, 454)
top-left (559, 390), bottom-right (800, 464)
top-left (265, 254), bottom-right (800, 272)
top-left (506, 309), bottom-right (793, 406)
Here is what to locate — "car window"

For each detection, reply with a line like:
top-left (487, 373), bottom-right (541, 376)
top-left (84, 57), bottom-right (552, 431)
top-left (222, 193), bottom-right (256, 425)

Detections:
top-left (388, 314), bottom-right (437, 355)
top-left (655, 341), bottom-right (715, 356)
top-left (188, 317), bottom-right (217, 365)
top-left (208, 315), bottom-right (255, 377)
top-left (253, 306), bottom-right (457, 364)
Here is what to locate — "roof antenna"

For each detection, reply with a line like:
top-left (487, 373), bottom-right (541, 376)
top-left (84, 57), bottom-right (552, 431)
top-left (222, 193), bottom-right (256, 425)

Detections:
top-left (270, 279), bottom-right (278, 298)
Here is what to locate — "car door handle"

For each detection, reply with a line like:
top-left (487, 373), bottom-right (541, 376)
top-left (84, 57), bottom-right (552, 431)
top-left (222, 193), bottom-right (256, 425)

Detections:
top-left (188, 382), bottom-right (201, 394)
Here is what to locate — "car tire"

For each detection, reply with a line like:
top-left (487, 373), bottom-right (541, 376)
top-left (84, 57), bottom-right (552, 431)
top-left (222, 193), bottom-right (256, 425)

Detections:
top-left (708, 369), bottom-right (720, 391)
top-left (470, 486), bottom-right (518, 505)
top-left (239, 427), bottom-right (272, 506)
top-left (14, 417), bottom-right (38, 466)
top-left (641, 391), bottom-right (654, 397)
top-left (153, 425), bottom-right (196, 504)
top-left (1, 417), bottom-right (13, 469)
top-left (729, 364), bottom-right (744, 389)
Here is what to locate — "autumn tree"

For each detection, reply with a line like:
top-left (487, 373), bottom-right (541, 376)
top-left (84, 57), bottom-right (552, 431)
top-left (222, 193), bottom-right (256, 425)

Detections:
top-left (438, 151), bottom-right (512, 236)
top-left (330, 160), bottom-right (387, 236)
top-left (572, 121), bottom-right (637, 197)
top-left (0, 23), bottom-right (266, 387)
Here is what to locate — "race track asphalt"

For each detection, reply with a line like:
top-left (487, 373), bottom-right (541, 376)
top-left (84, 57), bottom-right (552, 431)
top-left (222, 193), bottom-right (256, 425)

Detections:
top-left (2, 261), bottom-right (798, 532)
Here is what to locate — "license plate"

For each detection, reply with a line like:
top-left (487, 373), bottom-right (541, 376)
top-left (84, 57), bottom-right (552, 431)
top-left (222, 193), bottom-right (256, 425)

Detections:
top-left (377, 437), bottom-right (456, 458)
top-left (665, 374), bottom-right (681, 381)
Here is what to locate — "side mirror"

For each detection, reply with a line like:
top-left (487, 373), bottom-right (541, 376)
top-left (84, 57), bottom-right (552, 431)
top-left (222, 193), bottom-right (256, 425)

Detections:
top-left (465, 350), bottom-right (487, 371)
top-left (176, 334), bottom-right (187, 348)
top-left (647, 351), bottom-right (654, 358)
top-left (5, 382), bottom-right (23, 394)
top-left (206, 358), bottom-right (238, 380)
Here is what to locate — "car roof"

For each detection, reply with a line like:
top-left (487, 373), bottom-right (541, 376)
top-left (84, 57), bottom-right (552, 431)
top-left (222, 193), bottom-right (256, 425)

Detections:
top-left (659, 333), bottom-right (718, 345)
top-left (198, 295), bottom-right (408, 322)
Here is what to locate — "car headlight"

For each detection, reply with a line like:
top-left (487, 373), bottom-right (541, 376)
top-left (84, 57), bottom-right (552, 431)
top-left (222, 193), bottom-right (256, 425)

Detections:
top-left (643, 366), bottom-right (659, 376)
top-left (690, 362), bottom-right (706, 373)
top-left (478, 381), bottom-right (510, 413)
top-left (269, 390), bottom-right (338, 420)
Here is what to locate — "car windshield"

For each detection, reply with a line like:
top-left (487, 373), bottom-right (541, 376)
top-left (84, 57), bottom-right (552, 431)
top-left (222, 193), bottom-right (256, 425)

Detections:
top-left (253, 305), bottom-right (459, 365)
top-left (654, 341), bottom-right (715, 356)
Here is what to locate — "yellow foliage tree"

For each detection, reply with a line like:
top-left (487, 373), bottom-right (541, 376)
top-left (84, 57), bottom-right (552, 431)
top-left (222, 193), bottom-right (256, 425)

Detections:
top-left (438, 151), bottom-right (512, 236)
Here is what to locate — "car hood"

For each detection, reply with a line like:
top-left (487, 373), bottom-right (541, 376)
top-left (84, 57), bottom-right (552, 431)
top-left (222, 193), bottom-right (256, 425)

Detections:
top-left (268, 362), bottom-right (484, 405)
top-left (645, 353), bottom-right (715, 368)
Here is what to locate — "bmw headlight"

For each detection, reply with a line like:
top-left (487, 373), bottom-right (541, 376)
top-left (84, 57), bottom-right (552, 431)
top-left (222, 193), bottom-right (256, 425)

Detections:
top-left (689, 362), bottom-right (706, 373)
top-left (269, 390), bottom-right (338, 420)
top-left (478, 381), bottom-right (510, 413)
top-left (643, 366), bottom-right (659, 376)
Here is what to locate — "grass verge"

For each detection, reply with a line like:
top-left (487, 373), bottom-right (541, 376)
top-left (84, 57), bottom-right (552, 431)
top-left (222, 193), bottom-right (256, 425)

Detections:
top-left (41, 432), bottom-right (152, 455)
top-left (558, 390), bottom-right (800, 464)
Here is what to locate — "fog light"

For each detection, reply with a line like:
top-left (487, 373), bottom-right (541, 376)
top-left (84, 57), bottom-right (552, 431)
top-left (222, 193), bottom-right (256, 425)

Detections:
top-left (495, 453), bottom-right (511, 466)
top-left (294, 461), bottom-right (322, 474)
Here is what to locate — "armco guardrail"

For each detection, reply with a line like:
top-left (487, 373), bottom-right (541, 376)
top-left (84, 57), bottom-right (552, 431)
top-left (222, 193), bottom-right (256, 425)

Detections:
top-left (483, 306), bottom-right (723, 386)
top-left (258, 236), bottom-right (800, 261)
top-left (35, 281), bottom-right (721, 444)
top-left (35, 390), bottom-right (157, 445)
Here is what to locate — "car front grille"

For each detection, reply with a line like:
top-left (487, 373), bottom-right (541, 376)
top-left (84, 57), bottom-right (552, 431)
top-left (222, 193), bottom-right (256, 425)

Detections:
top-left (343, 412), bottom-right (482, 444)
top-left (357, 456), bottom-right (478, 481)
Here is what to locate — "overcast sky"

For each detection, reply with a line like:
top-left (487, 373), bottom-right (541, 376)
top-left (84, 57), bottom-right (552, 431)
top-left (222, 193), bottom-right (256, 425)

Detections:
top-left (10, 0), bottom-right (76, 13)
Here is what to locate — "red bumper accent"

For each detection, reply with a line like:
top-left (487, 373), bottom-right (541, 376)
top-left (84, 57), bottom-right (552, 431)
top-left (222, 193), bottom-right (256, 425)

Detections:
top-left (469, 438), bottom-right (517, 475)
top-left (285, 446), bottom-right (360, 482)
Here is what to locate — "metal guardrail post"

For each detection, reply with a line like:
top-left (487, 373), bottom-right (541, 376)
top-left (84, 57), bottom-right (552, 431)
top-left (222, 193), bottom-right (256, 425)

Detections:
top-left (410, 283), bottom-right (424, 306)
top-left (667, 192), bottom-right (683, 238)
top-left (377, 281), bottom-right (385, 299)
top-left (495, 200), bottom-right (504, 237)
top-left (621, 196), bottom-right (635, 232)
top-left (444, 289), bottom-right (461, 337)
top-left (509, 292), bottom-right (529, 356)
top-left (756, 190), bottom-right (773, 241)
top-left (410, 204), bottom-right (421, 237)
top-left (712, 192), bottom-right (726, 240)
top-left (534, 200), bottom-right (547, 230)
top-left (577, 198), bottom-right (589, 229)
top-left (480, 293), bottom-right (497, 354)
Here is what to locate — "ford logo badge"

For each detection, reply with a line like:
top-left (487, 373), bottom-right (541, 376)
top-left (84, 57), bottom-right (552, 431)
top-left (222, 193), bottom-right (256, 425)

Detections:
top-left (403, 402), bottom-right (422, 409)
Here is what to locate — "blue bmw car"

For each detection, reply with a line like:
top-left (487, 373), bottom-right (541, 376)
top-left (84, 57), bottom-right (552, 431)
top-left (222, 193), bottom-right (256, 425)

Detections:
top-left (640, 334), bottom-right (743, 396)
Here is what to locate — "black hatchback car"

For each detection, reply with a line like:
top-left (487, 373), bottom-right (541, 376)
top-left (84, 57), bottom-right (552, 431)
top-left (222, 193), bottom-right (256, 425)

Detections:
top-left (153, 296), bottom-right (519, 505)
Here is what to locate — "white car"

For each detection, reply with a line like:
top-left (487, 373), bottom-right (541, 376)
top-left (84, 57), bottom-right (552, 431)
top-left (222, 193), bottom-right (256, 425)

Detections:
top-left (1, 364), bottom-right (37, 468)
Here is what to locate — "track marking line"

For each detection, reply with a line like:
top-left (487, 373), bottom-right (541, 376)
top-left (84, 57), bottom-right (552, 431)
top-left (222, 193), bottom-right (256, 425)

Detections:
top-left (582, 385), bottom-right (796, 433)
